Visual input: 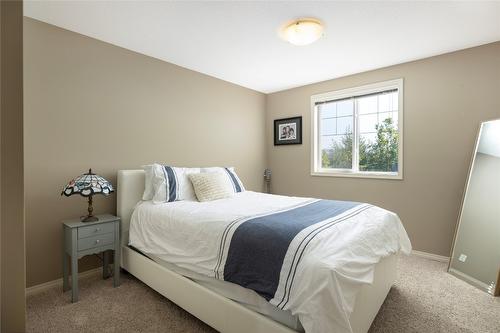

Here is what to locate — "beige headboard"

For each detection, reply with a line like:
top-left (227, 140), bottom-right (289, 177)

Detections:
top-left (117, 169), bottom-right (145, 247)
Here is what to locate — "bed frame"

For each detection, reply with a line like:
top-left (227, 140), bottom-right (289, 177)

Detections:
top-left (117, 169), bottom-right (397, 333)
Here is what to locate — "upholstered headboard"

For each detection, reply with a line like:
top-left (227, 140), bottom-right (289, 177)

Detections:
top-left (117, 169), bottom-right (145, 247)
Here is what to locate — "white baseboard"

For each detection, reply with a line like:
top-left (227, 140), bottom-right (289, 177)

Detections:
top-left (411, 250), bottom-right (450, 263)
top-left (26, 267), bottom-right (102, 297)
top-left (449, 268), bottom-right (491, 293)
top-left (26, 251), bottom-right (448, 296)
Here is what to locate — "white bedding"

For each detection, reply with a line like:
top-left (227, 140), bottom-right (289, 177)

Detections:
top-left (129, 191), bottom-right (411, 333)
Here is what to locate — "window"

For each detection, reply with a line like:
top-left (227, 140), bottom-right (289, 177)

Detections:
top-left (311, 79), bottom-right (403, 179)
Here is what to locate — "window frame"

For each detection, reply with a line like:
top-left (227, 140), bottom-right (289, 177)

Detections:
top-left (311, 78), bottom-right (404, 180)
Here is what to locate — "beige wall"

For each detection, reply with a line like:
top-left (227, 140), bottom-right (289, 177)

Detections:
top-left (1, 1), bottom-right (26, 331)
top-left (266, 42), bottom-right (500, 257)
top-left (24, 16), bottom-right (500, 287)
top-left (24, 18), bottom-right (266, 287)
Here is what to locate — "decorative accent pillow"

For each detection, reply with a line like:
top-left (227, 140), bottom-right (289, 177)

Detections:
top-left (151, 164), bottom-right (200, 204)
top-left (142, 164), bottom-right (155, 201)
top-left (201, 167), bottom-right (245, 194)
top-left (189, 172), bottom-right (235, 202)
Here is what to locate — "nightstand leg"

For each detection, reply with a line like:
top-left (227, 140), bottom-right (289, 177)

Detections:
top-left (71, 255), bottom-right (78, 302)
top-left (103, 250), bottom-right (110, 279)
top-left (62, 253), bottom-right (69, 292)
top-left (113, 250), bottom-right (120, 287)
top-left (71, 229), bottom-right (78, 302)
top-left (113, 222), bottom-right (120, 287)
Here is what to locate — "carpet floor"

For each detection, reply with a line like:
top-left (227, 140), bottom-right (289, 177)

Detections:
top-left (27, 255), bottom-right (500, 333)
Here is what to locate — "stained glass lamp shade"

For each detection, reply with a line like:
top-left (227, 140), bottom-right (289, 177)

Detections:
top-left (61, 169), bottom-right (114, 222)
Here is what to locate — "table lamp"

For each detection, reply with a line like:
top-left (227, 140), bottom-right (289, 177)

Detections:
top-left (61, 169), bottom-right (114, 222)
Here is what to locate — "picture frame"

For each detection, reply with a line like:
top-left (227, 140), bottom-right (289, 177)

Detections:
top-left (274, 116), bottom-right (302, 145)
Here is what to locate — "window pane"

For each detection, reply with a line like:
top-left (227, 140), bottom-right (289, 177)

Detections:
top-left (320, 135), bottom-right (335, 151)
top-left (359, 133), bottom-right (375, 172)
top-left (337, 100), bottom-right (353, 117)
top-left (392, 111), bottom-right (398, 126)
top-left (357, 91), bottom-right (399, 173)
top-left (321, 134), bottom-right (352, 169)
top-left (378, 112), bottom-right (398, 129)
top-left (378, 112), bottom-right (392, 125)
top-left (359, 120), bottom-right (399, 172)
top-left (319, 100), bottom-right (354, 170)
top-left (337, 116), bottom-right (353, 135)
top-left (358, 95), bottom-right (377, 115)
top-left (378, 93), bottom-right (391, 112)
top-left (359, 113), bottom-right (378, 133)
top-left (392, 92), bottom-right (398, 109)
top-left (321, 118), bottom-right (336, 135)
top-left (320, 135), bottom-right (335, 169)
top-left (319, 103), bottom-right (336, 119)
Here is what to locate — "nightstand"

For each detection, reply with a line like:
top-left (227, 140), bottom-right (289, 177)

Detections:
top-left (62, 214), bottom-right (120, 302)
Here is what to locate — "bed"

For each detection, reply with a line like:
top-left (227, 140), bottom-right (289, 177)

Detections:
top-left (117, 169), bottom-right (411, 333)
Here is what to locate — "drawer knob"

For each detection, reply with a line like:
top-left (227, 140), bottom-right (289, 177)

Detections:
top-left (95, 239), bottom-right (100, 244)
top-left (95, 228), bottom-right (101, 232)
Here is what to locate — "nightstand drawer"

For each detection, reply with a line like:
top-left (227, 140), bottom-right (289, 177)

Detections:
top-left (77, 233), bottom-right (114, 251)
top-left (78, 222), bottom-right (115, 239)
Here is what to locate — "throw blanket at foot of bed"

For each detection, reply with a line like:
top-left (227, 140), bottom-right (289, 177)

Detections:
top-left (215, 199), bottom-right (411, 333)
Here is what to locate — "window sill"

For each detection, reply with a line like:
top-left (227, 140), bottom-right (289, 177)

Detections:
top-left (311, 170), bottom-right (403, 180)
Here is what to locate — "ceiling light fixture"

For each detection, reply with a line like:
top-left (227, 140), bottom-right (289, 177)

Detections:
top-left (281, 18), bottom-right (324, 46)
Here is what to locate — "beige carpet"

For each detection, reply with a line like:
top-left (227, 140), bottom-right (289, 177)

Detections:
top-left (27, 255), bottom-right (500, 333)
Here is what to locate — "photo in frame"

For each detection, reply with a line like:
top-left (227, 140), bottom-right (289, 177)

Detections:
top-left (274, 116), bottom-right (302, 145)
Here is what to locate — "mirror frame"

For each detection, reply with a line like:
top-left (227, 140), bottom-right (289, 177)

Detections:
top-left (448, 118), bottom-right (500, 295)
top-left (496, 270), bottom-right (500, 296)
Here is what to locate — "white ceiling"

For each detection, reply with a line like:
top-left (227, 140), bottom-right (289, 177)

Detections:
top-left (24, 1), bottom-right (500, 93)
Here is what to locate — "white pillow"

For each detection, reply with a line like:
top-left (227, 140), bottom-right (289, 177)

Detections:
top-left (201, 167), bottom-right (245, 194)
top-left (189, 172), bottom-right (235, 202)
top-left (142, 164), bottom-right (155, 201)
top-left (152, 164), bottom-right (200, 203)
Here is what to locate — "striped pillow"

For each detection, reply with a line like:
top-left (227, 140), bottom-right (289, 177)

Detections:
top-left (151, 164), bottom-right (200, 203)
top-left (201, 167), bottom-right (245, 194)
top-left (189, 172), bottom-right (235, 202)
top-left (141, 164), bottom-right (155, 201)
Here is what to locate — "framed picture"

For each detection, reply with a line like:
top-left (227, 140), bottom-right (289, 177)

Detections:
top-left (274, 116), bottom-right (302, 145)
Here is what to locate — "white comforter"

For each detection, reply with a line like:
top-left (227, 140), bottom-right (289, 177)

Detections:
top-left (129, 191), bottom-right (411, 333)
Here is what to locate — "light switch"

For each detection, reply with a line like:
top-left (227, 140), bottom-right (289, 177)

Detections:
top-left (458, 254), bottom-right (467, 262)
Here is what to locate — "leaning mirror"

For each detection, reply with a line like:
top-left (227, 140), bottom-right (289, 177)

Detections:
top-left (449, 119), bottom-right (500, 296)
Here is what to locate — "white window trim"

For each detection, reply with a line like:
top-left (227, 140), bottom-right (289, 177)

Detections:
top-left (310, 78), bottom-right (404, 180)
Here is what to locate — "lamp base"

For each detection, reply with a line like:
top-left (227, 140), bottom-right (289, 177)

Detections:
top-left (81, 215), bottom-right (99, 223)
top-left (81, 195), bottom-right (98, 222)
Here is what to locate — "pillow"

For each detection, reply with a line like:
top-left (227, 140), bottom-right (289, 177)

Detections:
top-left (189, 172), bottom-right (235, 202)
top-left (152, 164), bottom-right (200, 203)
top-left (142, 164), bottom-right (155, 201)
top-left (201, 167), bottom-right (245, 194)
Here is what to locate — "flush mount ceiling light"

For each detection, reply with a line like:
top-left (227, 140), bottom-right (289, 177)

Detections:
top-left (280, 18), bottom-right (324, 46)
